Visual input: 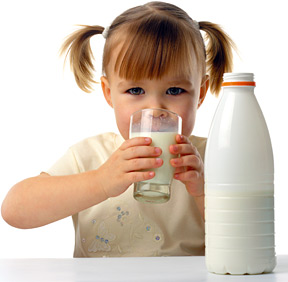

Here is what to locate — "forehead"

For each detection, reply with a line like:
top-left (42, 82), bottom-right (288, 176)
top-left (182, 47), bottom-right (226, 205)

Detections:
top-left (104, 25), bottom-right (204, 83)
top-left (107, 41), bottom-right (200, 84)
top-left (115, 74), bottom-right (197, 89)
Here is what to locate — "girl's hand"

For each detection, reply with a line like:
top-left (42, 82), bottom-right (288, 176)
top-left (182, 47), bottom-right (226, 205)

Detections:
top-left (169, 134), bottom-right (204, 197)
top-left (97, 137), bottom-right (162, 198)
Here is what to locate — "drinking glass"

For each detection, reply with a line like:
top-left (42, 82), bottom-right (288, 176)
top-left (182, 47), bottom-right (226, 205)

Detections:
top-left (129, 108), bottom-right (182, 203)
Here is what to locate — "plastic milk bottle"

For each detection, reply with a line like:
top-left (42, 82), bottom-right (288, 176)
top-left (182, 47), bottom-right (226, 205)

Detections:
top-left (204, 73), bottom-right (276, 275)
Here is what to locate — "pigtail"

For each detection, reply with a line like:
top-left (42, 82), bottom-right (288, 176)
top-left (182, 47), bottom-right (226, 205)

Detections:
top-left (60, 25), bottom-right (105, 93)
top-left (199, 21), bottom-right (235, 96)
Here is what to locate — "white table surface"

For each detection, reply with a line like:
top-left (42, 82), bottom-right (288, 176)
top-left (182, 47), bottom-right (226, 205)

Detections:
top-left (0, 255), bottom-right (287, 282)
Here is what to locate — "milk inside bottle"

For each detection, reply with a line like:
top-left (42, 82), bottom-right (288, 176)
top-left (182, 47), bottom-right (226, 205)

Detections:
top-left (204, 73), bottom-right (276, 275)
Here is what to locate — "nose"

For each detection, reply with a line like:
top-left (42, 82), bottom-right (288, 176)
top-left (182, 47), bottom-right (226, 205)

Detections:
top-left (144, 96), bottom-right (168, 117)
top-left (151, 108), bottom-right (169, 119)
top-left (140, 108), bottom-right (177, 132)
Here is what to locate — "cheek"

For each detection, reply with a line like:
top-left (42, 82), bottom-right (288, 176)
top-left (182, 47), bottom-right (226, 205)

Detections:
top-left (178, 105), bottom-right (198, 137)
top-left (182, 113), bottom-right (195, 136)
top-left (114, 108), bottom-right (132, 140)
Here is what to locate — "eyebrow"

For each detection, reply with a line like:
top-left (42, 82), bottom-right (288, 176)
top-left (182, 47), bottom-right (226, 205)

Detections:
top-left (167, 79), bottom-right (193, 87)
top-left (117, 78), bottom-right (194, 89)
top-left (117, 81), bottom-right (134, 88)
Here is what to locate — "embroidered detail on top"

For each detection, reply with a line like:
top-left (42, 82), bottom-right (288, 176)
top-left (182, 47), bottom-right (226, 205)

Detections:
top-left (132, 213), bottom-right (164, 247)
top-left (154, 234), bottom-right (161, 242)
top-left (88, 222), bottom-right (116, 252)
top-left (116, 206), bottom-right (130, 226)
top-left (146, 225), bottom-right (151, 232)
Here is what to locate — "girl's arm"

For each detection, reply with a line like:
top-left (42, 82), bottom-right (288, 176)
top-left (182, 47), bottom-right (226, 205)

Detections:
top-left (1, 171), bottom-right (108, 229)
top-left (1, 137), bottom-right (161, 229)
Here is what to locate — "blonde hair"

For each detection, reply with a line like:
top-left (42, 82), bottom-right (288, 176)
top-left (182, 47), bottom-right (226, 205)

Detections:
top-left (60, 1), bottom-right (235, 96)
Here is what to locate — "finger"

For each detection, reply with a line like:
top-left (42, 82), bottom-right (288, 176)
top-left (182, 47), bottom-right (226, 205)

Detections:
top-left (174, 135), bottom-right (201, 156)
top-left (174, 170), bottom-right (201, 182)
top-left (124, 145), bottom-right (162, 160)
top-left (170, 143), bottom-right (199, 156)
top-left (173, 167), bottom-right (184, 174)
top-left (126, 171), bottom-right (155, 184)
top-left (126, 157), bottom-right (163, 172)
top-left (175, 134), bottom-right (190, 144)
top-left (120, 137), bottom-right (152, 150)
top-left (170, 154), bottom-right (202, 170)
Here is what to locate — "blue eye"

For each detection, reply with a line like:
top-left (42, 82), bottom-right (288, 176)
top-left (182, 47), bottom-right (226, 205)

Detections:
top-left (127, 87), bottom-right (145, 95)
top-left (167, 87), bottom-right (185, 95)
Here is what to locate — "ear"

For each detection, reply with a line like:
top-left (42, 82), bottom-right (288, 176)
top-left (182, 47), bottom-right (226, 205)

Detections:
top-left (101, 76), bottom-right (113, 108)
top-left (198, 75), bottom-right (209, 109)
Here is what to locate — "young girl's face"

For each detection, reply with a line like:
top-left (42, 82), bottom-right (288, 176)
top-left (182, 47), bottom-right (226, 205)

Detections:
top-left (101, 49), bottom-right (208, 140)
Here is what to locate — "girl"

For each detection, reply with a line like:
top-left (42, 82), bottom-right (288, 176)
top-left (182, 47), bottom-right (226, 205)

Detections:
top-left (1, 1), bottom-right (234, 257)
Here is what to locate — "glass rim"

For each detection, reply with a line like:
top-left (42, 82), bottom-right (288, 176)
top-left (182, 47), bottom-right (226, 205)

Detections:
top-left (131, 108), bottom-right (180, 118)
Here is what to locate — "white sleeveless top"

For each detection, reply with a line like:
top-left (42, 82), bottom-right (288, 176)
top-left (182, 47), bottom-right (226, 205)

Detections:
top-left (46, 132), bottom-right (206, 257)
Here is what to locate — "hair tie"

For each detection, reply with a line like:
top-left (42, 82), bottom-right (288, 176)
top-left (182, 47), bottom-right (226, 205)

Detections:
top-left (193, 20), bottom-right (199, 29)
top-left (102, 26), bottom-right (110, 39)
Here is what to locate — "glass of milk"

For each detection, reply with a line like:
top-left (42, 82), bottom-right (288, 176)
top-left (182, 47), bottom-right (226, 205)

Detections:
top-left (129, 108), bottom-right (182, 204)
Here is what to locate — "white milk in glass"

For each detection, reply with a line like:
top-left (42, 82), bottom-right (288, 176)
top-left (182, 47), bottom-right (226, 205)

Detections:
top-left (130, 131), bottom-right (176, 203)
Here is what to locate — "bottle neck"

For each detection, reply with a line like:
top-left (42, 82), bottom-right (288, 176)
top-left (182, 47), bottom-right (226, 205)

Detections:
top-left (222, 81), bottom-right (256, 95)
top-left (222, 86), bottom-right (255, 95)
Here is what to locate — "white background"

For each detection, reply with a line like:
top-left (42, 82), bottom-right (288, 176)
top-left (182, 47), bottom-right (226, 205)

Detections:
top-left (0, 0), bottom-right (287, 258)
